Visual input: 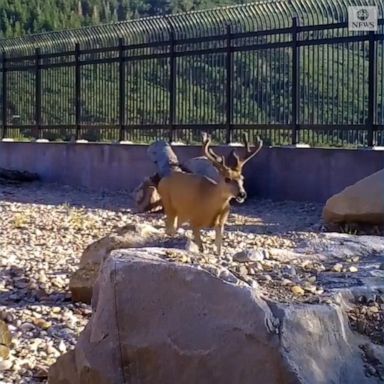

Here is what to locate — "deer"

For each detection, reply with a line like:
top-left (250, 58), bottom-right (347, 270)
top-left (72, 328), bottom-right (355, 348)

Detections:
top-left (157, 134), bottom-right (263, 256)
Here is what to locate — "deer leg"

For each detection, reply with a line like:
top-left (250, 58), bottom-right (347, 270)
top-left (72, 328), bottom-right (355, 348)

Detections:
top-left (215, 207), bottom-right (229, 257)
top-left (165, 215), bottom-right (178, 236)
top-left (192, 228), bottom-right (204, 253)
top-left (214, 225), bottom-right (224, 257)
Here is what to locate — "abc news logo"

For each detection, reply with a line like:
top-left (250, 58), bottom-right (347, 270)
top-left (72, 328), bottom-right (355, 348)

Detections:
top-left (348, 6), bottom-right (378, 31)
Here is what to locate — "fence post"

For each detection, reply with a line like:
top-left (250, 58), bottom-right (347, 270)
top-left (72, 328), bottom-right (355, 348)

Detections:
top-left (35, 48), bottom-right (41, 139)
top-left (225, 24), bottom-right (233, 144)
top-left (291, 17), bottom-right (299, 145)
top-left (169, 30), bottom-right (176, 143)
top-left (1, 53), bottom-right (7, 140)
top-left (367, 30), bottom-right (376, 147)
top-left (75, 43), bottom-right (81, 141)
top-left (118, 37), bottom-right (125, 142)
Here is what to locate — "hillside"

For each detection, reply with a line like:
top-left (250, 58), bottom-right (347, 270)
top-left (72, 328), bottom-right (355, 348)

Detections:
top-left (0, 0), bottom-right (381, 147)
top-left (0, 0), bottom-right (238, 38)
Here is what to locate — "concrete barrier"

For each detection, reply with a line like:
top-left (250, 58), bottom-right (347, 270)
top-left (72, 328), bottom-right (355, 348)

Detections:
top-left (0, 142), bottom-right (382, 202)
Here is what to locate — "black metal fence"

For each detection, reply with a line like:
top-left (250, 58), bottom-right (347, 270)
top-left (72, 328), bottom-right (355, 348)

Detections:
top-left (0, 0), bottom-right (383, 147)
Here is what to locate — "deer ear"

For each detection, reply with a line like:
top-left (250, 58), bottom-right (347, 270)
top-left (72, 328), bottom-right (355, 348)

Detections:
top-left (226, 149), bottom-right (242, 169)
top-left (225, 149), bottom-right (236, 167)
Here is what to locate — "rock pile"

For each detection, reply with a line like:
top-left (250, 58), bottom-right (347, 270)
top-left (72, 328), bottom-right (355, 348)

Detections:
top-left (1, 181), bottom-right (383, 383)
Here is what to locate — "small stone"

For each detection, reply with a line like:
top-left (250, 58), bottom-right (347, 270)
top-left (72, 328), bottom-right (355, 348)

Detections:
top-left (218, 270), bottom-right (238, 284)
top-left (301, 260), bottom-right (311, 270)
top-left (207, 257), bottom-right (217, 264)
top-left (254, 262), bottom-right (263, 271)
top-left (366, 365), bottom-right (376, 376)
top-left (332, 263), bottom-right (343, 273)
top-left (58, 340), bottom-right (67, 353)
top-left (204, 265), bottom-right (219, 277)
top-left (33, 318), bottom-right (52, 330)
top-left (33, 365), bottom-right (48, 379)
top-left (357, 295), bottom-right (367, 304)
top-left (261, 274), bottom-right (272, 282)
top-left (349, 266), bottom-right (358, 273)
top-left (368, 306), bottom-right (379, 314)
top-left (21, 359), bottom-right (35, 370)
top-left (291, 285), bottom-right (305, 296)
top-left (315, 263), bottom-right (326, 272)
top-left (233, 249), bottom-right (265, 263)
top-left (303, 283), bottom-right (317, 293)
top-left (185, 239), bottom-right (199, 253)
top-left (264, 250), bottom-right (270, 260)
top-left (281, 265), bottom-right (296, 277)
top-left (236, 265), bottom-right (248, 276)
top-left (357, 320), bottom-right (367, 333)
top-left (0, 345), bottom-right (10, 359)
top-left (179, 254), bottom-right (191, 264)
top-left (0, 320), bottom-right (12, 350)
top-left (47, 345), bottom-right (60, 357)
top-left (20, 322), bottom-right (35, 333)
top-left (307, 276), bottom-right (317, 283)
top-left (0, 359), bottom-right (12, 371)
top-left (281, 279), bottom-right (292, 286)
top-left (0, 311), bottom-right (13, 323)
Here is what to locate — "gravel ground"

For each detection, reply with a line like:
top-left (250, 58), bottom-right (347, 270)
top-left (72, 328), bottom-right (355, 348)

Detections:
top-left (0, 181), bottom-right (382, 383)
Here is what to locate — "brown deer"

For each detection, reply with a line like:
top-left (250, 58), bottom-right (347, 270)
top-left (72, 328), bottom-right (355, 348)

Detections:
top-left (157, 134), bottom-right (263, 256)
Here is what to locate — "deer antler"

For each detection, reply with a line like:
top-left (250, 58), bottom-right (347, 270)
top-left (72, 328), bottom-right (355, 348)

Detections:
top-left (232, 134), bottom-right (263, 170)
top-left (203, 135), bottom-right (226, 169)
top-left (201, 132), bottom-right (223, 163)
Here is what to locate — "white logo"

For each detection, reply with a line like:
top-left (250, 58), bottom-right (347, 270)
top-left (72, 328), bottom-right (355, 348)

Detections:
top-left (348, 6), bottom-right (378, 31)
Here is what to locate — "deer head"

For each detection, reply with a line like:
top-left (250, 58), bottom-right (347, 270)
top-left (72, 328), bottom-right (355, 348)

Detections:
top-left (202, 134), bottom-right (263, 203)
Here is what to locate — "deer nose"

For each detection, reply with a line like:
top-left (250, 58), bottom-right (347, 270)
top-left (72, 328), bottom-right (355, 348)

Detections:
top-left (236, 191), bottom-right (247, 203)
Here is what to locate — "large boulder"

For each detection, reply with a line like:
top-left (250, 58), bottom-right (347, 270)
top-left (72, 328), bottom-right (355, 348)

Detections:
top-left (181, 156), bottom-right (221, 182)
top-left (69, 223), bottom-right (161, 304)
top-left (323, 169), bottom-right (384, 225)
top-left (50, 249), bottom-right (377, 384)
top-left (69, 263), bottom-right (100, 304)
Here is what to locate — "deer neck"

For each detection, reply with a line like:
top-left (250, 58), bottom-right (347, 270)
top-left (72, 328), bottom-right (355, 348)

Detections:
top-left (217, 180), bottom-right (236, 203)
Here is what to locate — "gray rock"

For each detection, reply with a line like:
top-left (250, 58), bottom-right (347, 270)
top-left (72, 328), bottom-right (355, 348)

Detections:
top-left (218, 269), bottom-right (238, 284)
top-left (281, 265), bottom-right (297, 278)
top-left (233, 249), bottom-right (265, 263)
top-left (49, 248), bottom-right (380, 384)
top-left (184, 238), bottom-right (200, 253)
top-left (268, 301), bottom-right (381, 384)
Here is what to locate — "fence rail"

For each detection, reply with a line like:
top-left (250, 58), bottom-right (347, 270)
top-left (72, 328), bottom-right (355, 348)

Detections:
top-left (0, 0), bottom-right (383, 147)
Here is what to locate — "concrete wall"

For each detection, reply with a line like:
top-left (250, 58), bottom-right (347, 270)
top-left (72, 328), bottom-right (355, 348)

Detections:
top-left (0, 141), bottom-right (383, 202)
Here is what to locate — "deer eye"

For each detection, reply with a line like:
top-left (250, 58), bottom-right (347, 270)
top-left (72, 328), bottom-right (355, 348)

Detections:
top-left (225, 177), bottom-right (231, 183)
